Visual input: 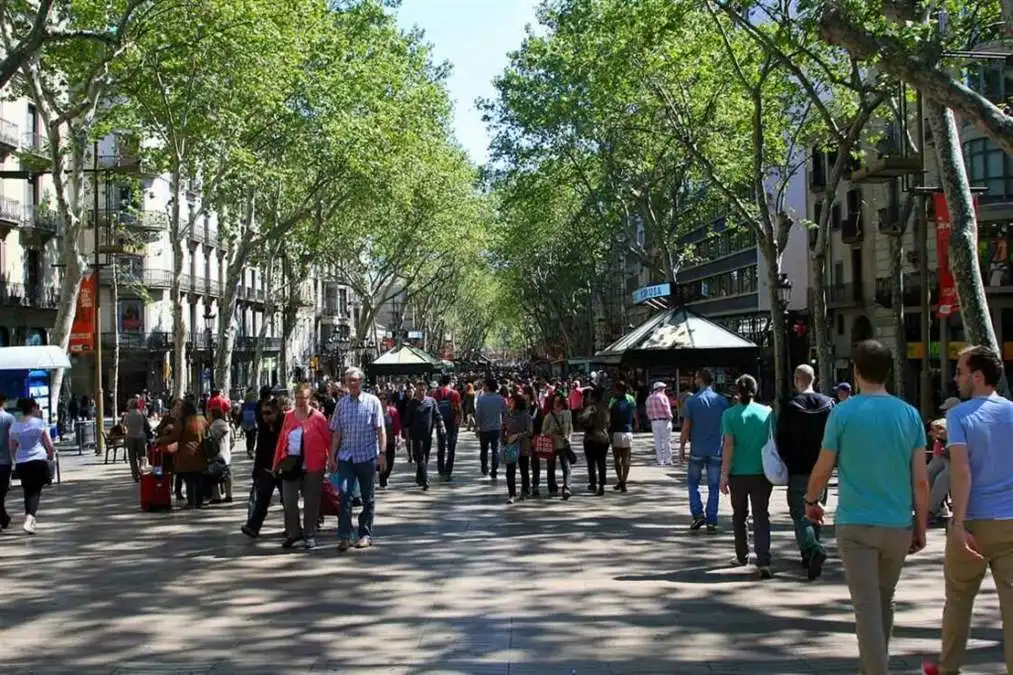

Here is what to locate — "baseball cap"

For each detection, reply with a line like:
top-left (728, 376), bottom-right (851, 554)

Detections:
top-left (834, 382), bottom-right (852, 393)
top-left (652, 381), bottom-right (667, 390)
top-left (940, 397), bottom-right (961, 412)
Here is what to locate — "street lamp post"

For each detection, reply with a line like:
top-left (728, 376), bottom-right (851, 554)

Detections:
top-left (203, 309), bottom-right (216, 391)
top-left (92, 140), bottom-right (105, 454)
top-left (777, 273), bottom-right (794, 399)
top-left (326, 328), bottom-right (350, 377)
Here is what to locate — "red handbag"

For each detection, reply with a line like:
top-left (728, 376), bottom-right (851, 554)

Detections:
top-left (534, 434), bottom-right (555, 460)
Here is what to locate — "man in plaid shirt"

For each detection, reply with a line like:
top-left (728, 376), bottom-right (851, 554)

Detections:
top-left (647, 382), bottom-right (674, 466)
top-left (328, 366), bottom-right (387, 551)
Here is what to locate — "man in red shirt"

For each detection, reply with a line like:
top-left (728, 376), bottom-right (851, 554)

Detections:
top-left (433, 375), bottom-right (462, 481)
top-left (207, 389), bottom-right (230, 416)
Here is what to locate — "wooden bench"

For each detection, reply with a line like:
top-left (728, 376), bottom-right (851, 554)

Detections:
top-left (102, 433), bottom-right (128, 465)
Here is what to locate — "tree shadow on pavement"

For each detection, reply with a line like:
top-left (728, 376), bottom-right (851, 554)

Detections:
top-left (0, 440), bottom-right (1006, 675)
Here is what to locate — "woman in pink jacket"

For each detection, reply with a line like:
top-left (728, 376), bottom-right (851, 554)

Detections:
top-left (273, 382), bottom-right (331, 550)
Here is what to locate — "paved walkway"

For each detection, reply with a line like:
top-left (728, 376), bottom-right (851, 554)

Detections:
top-left (0, 433), bottom-right (1007, 674)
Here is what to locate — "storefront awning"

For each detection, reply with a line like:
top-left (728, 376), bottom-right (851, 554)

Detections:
top-left (595, 307), bottom-right (759, 368)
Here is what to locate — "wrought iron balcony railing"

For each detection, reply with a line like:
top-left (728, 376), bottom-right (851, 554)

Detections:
top-left (0, 119), bottom-right (19, 149)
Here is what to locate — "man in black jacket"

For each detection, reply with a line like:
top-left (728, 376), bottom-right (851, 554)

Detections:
top-left (402, 381), bottom-right (445, 491)
top-left (777, 364), bottom-right (834, 580)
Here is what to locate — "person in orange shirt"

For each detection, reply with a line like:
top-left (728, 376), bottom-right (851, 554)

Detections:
top-left (272, 383), bottom-right (331, 550)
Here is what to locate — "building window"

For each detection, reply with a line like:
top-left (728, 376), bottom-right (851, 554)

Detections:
top-left (690, 265), bottom-right (757, 302)
top-left (966, 64), bottom-right (1013, 104)
top-left (693, 226), bottom-right (753, 264)
top-left (964, 138), bottom-right (1013, 203)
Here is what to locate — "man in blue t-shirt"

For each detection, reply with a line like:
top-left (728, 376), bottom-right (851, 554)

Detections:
top-left (679, 369), bottom-right (729, 531)
top-left (927, 345), bottom-right (1013, 675)
top-left (805, 340), bottom-right (929, 675)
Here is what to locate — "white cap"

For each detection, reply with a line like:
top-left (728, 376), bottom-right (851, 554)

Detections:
top-left (940, 397), bottom-right (961, 412)
top-left (653, 381), bottom-right (667, 390)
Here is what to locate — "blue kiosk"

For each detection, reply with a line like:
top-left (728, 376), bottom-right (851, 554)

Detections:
top-left (0, 345), bottom-right (72, 438)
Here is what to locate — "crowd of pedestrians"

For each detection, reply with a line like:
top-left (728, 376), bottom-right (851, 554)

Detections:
top-left (1, 338), bottom-right (1011, 675)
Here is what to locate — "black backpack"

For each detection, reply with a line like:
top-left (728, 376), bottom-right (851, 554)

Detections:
top-left (202, 425), bottom-right (220, 460)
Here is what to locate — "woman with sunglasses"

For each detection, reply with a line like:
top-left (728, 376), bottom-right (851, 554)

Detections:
top-left (273, 383), bottom-right (330, 550)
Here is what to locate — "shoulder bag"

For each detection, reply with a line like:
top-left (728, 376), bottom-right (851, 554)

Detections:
top-left (761, 419), bottom-right (789, 486)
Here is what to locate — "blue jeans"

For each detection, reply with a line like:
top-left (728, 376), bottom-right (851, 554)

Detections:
top-left (437, 425), bottom-right (459, 476)
top-left (479, 430), bottom-right (500, 475)
top-left (687, 455), bottom-right (722, 524)
top-left (337, 459), bottom-right (376, 541)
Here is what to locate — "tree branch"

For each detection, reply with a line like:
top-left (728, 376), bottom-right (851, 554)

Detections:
top-left (819, 6), bottom-right (1013, 158)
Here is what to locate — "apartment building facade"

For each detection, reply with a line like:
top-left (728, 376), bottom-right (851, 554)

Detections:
top-left (0, 94), bottom-right (358, 401)
top-left (0, 97), bottom-right (61, 350)
top-left (807, 45), bottom-right (1013, 406)
top-left (83, 142), bottom-right (361, 398)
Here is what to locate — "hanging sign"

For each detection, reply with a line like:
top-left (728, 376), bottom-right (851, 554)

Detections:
top-left (69, 272), bottom-right (96, 353)
top-left (933, 193), bottom-right (979, 318)
top-left (632, 283), bottom-right (671, 305)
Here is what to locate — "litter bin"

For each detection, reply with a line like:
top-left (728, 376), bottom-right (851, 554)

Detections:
top-left (75, 420), bottom-right (97, 456)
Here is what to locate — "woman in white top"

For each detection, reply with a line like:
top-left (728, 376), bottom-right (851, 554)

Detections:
top-left (9, 397), bottom-right (55, 534)
top-left (207, 406), bottom-right (233, 504)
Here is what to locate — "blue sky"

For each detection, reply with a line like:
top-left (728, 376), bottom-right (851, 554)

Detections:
top-left (395, 0), bottom-right (540, 164)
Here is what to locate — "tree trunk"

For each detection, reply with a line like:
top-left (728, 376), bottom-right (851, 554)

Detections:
top-left (251, 253), bottom-right (276, 389)
top-left (278, 251), bottom-right (292, 388)
top-left (888, 234), bottom-right (907, 396)
top-left (50, 236), bottom-right (85, 401)
top-left (169, 167), bottom-right (187, 399)
top-left (355, 300), bottom-right (376, 357)
top-left (110, 257), bottom-right (120, 420)
top-left (44, 128), bottom-right (87, 402)
top-left (214, 306), bottom-right (235, 395)
top-left (215, 241), bottom-right (250, 393)
top-left (280, 296), bottom-right (300, 385)
top-left (811, 251), bottom-right (833, 394)
top-left (214, 194), bottom-right (257, 392)
top-left (925, 105), bottom-right (1002, 352)
top-left (763, 242), bottom-right (787, 408)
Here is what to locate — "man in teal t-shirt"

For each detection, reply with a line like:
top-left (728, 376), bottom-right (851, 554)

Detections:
top-left (805, 340), bottom-right (929, 675)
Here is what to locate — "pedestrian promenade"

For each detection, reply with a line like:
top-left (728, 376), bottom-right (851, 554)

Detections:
top-left (0, 434), bottom-right (1006, 674)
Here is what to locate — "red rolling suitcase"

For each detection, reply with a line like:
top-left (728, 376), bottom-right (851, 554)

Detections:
top-left (140, 446), bottom-right (172, 512)
top-left (320, 473), bottom-right (341, 518)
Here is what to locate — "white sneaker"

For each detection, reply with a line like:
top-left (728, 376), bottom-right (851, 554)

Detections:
top-left (23, 515), bottom-right (36, 535)
top-left (355, 535), bottom-right (373, 549)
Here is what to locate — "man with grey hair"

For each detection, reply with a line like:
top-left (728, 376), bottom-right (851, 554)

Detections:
top-left (776, 363), bottom-right (834, 580)
top-left (328, 366), bottom-right (386, 551)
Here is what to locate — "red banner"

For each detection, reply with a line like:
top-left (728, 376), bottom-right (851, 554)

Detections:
top-left (934, 194), bottom-right (979, 318)
top-left (69, 272), bottom-right (96, 353)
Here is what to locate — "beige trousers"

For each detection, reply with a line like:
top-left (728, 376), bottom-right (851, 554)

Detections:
top-left (837, 524), bottom-right (912, 675)
top-left (939, 519), bottom-right (1013, 674)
